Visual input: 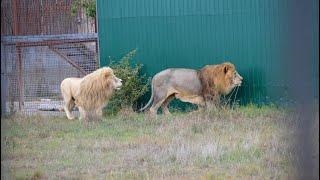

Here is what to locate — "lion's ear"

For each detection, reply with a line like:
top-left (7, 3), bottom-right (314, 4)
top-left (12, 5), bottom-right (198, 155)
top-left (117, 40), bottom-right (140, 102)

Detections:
top-left (223, 64), bottom-right (232, 74)
top-left (224, 66), bottom-right (228, 74)
top-left (104, 69), bottom-right (112, 78)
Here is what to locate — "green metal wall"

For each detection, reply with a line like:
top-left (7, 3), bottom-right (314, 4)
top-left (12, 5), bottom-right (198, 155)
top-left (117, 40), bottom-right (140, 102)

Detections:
top-left (97, 0), bottom-right (318, 105)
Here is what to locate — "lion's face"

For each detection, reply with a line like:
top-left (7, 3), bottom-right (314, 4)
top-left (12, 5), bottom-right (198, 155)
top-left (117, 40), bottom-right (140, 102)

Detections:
top-left (223, 63), bottom-right (243, 94)
top-left (112, 76), bottom-right (123, 90)
top-left (103, 67), bottom-right (123, 90)
top-left (228, 69), bottom-right (243, 87)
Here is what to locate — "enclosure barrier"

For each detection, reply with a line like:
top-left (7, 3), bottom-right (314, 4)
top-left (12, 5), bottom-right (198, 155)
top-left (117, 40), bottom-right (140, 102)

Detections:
top-left (1, 0), bottom-right (98, 116)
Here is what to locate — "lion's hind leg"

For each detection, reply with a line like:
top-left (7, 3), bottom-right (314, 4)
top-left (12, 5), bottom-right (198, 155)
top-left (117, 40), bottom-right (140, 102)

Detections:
top-left (63, 97), bottom-right (76, 120)
top-left (149, 90), bottom-right (170, 115)
top-left (161, 94), bottom-right (175, 115)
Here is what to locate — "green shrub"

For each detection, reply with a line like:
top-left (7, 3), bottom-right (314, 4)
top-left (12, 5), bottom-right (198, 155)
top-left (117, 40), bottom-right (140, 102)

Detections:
top-left (71, 0), bottom-right (96, 18)
top-left (104, 50), bottom-right (150, 116)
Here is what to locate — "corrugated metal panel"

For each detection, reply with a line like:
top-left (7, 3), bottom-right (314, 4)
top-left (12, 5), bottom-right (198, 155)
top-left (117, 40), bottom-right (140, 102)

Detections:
top-left (97, 0), bottom-right (318, 105)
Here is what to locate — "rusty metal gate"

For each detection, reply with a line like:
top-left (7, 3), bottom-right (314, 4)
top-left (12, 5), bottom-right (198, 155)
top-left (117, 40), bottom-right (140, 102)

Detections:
top-left (1, 0), bottom-right (98, 115)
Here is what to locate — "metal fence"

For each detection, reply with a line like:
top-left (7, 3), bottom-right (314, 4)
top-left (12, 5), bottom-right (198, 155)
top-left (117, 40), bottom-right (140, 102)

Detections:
top-left (1, 0), bottom-right (98, 116)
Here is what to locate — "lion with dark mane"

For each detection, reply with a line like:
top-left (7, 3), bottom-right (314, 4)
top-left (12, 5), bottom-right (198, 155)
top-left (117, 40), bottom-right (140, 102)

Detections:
top-left (139, 62), bottom-right (243, 115)
top-left (60, 67), bottom-right (122, 125)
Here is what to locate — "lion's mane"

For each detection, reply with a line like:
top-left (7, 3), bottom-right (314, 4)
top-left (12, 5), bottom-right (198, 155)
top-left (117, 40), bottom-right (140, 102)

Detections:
top-left (75, 67), bottom-right (115, 111)
top-left (198, 62), bottom-right (236, 100)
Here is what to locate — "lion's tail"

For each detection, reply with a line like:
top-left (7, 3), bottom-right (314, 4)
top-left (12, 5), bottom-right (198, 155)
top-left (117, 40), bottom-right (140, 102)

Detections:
top-left (138, 78), bottom-right (154, 112)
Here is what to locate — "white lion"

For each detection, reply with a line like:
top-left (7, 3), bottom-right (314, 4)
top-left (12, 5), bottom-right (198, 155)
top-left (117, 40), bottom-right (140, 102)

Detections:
top-left (60, 67), bottom-right (122, 125)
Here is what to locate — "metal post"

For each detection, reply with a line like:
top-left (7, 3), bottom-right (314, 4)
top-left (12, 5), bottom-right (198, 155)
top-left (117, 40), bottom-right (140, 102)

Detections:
top-left (1, 50), bottom-right (8, 116)
top-left (94, 16), bottom-right (99, 67)
top-left (12, 0), bottom-right (24, 111)
top-left (16, 48), bottom-right (24, 110)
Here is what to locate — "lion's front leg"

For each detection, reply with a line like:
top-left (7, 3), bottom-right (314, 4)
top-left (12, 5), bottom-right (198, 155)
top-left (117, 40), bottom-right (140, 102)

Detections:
top-left (94, 107), bottom-right (104, 122)
top-left (78, 107), bottom-right (88, 128)
top-left (204, 94), bottom-right (221, 109)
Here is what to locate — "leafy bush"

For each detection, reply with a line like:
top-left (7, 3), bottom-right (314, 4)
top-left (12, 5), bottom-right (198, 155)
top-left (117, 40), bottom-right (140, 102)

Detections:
top-left (104, 50), bottom-right (150, 115)
top-left (71, 0), bottom-right (96, 18)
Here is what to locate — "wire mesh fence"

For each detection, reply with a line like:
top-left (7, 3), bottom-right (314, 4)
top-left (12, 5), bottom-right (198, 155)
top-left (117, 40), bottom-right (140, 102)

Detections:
top-left (1, 0), bottom-right (98, 116)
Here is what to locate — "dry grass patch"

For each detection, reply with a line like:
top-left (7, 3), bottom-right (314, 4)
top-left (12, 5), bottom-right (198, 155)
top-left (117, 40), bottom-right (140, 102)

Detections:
top-left (1, 105), bottom-right (318, 179)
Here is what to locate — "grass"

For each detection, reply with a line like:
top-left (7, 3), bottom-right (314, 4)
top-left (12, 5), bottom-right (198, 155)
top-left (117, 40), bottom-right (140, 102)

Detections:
top-left (1, 105), bottom-right (318, 179)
